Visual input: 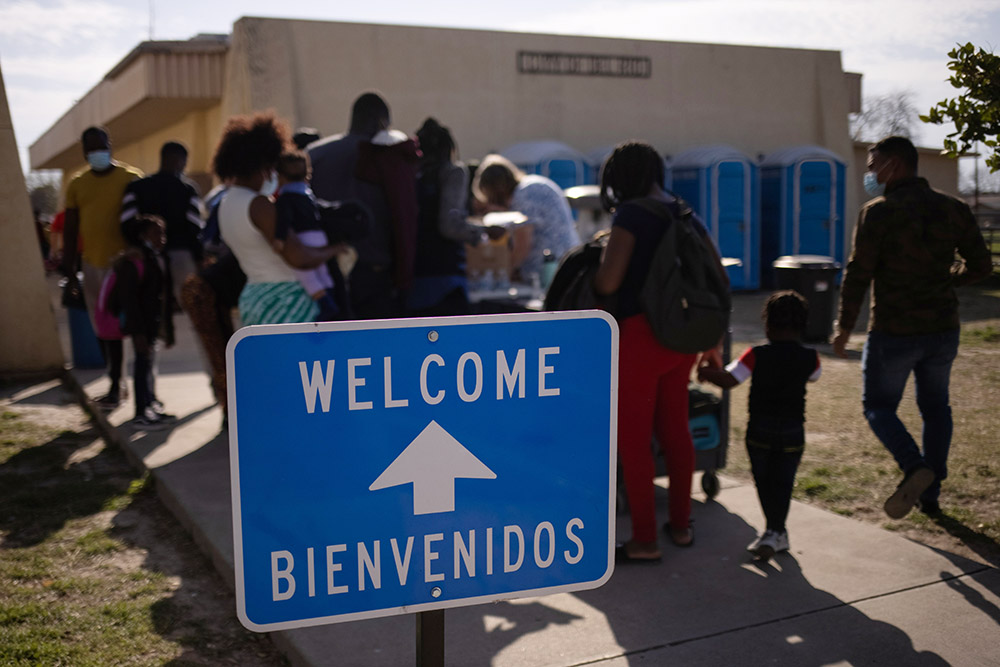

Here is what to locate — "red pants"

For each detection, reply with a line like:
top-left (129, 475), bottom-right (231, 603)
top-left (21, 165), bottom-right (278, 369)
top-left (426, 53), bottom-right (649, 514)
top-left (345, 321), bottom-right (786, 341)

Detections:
top-left (618, 314), bottom-right (696, 544)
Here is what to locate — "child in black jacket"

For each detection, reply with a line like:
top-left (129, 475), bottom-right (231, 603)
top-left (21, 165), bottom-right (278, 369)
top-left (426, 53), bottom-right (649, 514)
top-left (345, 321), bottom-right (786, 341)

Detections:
top-left (113, 215), bottom-right (175, 429)
top-left (698, 291), bottom-right (821, 560)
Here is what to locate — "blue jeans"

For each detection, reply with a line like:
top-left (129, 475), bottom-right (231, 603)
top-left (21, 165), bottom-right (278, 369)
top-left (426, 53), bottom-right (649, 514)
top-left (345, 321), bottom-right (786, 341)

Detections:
top-left (862, 329), bottom-right (959, 503)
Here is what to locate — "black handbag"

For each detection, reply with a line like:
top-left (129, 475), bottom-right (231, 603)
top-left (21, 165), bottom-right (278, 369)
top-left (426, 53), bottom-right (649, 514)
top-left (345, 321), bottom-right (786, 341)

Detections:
top-left (60, 275), bottom-right (86, 310)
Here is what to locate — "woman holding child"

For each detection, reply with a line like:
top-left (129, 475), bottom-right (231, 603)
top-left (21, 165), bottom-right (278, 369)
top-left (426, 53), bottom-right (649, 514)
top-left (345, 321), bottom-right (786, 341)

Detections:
top-left (212, 112), bottom-right (345, 325)
top-left (594, 141), bottom-right (728, 562)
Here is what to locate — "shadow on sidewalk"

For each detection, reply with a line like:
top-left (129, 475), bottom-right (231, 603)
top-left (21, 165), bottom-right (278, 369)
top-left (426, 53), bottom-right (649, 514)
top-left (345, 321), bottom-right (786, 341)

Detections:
top-left (931, 513), bottom-right (1000, 568)
top-left (570, 492), bottom-right (950, 665)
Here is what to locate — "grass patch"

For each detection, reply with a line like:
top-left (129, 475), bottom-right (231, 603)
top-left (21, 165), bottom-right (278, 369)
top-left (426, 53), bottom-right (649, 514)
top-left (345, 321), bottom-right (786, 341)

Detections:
top-left (0, 397), bottom-right (288, 665)
top-left (75, 530), bottom-right (122, 556)
top-left (961, 324), bottom-right (1000, 344)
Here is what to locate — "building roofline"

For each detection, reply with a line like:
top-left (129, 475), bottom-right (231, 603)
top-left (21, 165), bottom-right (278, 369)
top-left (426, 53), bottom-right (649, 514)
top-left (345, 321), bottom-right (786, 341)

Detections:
top-left (104, 34), bottom-right (229, 80)
top-left (235, 15), bottom-right (847, 57)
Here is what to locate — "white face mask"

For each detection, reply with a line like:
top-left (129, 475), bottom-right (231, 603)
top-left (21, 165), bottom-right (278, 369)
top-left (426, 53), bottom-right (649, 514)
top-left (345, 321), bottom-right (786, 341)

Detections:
top-left (259, 171), bottom-right (278, 197)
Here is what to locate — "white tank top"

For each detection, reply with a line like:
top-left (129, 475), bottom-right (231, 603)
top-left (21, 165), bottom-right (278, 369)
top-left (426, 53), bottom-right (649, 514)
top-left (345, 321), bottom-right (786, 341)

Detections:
top-left (218, 186), bottom-right (298, 285)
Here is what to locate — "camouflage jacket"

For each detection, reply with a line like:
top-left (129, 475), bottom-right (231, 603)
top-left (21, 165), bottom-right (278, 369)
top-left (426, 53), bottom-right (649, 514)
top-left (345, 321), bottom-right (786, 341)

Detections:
top-left (838, 177), bottom-right (991, 336)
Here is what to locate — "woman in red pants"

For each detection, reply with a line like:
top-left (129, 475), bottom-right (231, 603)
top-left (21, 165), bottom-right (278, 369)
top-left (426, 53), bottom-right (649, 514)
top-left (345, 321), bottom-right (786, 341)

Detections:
top-left (594, 141), bottom-right (728, 562)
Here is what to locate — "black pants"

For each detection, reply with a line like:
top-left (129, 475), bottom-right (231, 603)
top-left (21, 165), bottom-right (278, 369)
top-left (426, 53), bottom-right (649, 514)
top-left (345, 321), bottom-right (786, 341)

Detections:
top-left (99, 338), bottom-right (123, 390)
top-left (747, 439), bottom-right (803, 533)
top-left (132, 341), bottom-right (156, 418)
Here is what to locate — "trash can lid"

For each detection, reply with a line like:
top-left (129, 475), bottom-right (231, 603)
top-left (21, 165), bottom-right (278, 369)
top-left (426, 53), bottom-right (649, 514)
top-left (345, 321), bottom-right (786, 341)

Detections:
top-left (772, 254), bottom-right (841, 270)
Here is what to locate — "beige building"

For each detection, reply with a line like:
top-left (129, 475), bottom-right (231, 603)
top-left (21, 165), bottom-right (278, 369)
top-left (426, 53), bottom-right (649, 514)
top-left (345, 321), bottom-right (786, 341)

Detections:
top-left (31, 18), bottom-right (861, 190)
top-left (28, 16), bottom-right (957, 252)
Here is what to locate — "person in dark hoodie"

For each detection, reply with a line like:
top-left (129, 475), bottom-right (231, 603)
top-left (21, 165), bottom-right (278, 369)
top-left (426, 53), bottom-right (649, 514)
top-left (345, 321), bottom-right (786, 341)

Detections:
top-left (407, 117), bottom-right (485, 316)
top-left (108, 215), bottom-right (175, 429)
top-left (308, 92), bottom-right (419, 319)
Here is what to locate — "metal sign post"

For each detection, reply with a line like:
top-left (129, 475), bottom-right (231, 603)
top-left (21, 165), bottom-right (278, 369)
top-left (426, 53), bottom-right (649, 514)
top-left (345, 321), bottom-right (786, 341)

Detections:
top-left (417, 610), bottom-right (444, 667)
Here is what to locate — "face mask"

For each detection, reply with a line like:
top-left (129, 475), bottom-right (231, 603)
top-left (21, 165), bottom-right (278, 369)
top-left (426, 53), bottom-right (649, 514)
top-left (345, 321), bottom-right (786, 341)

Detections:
top-left (260, 171), bottom-right (278, 197)
top-left (86, 150), bottom-right (112, 171)
top-left (863, 171), bottom-right (885, 197)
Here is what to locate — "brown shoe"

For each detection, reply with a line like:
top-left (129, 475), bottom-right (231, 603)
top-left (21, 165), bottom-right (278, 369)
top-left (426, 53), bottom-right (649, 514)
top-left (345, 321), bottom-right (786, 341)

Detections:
top-left (884, 466), bottom-right (935, 519)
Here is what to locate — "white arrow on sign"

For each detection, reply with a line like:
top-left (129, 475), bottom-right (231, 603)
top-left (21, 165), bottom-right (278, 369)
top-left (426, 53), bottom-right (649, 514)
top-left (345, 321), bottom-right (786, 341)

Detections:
top-left (369, 420), bottom-right (497, 515)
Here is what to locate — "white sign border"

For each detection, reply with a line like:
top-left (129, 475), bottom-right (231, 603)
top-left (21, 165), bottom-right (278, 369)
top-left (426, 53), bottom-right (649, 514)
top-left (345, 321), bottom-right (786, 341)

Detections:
top-left (226, 309), bottom-right (619, 632)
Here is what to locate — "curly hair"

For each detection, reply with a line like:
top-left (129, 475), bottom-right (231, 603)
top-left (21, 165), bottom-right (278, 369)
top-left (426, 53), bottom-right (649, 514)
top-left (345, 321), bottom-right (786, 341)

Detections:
top-left (762, 290), bottom-right (809, 334)
top-left (211, 111), bottom-right (291, 180)
top-left (122, 214), bottom-right (164, 248)
top-left (599, 141), bottom-right (665, 212)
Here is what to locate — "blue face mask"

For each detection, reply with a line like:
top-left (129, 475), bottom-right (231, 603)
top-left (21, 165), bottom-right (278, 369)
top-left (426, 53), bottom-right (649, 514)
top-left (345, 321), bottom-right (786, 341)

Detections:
top-left (86, 150), bottom-right (112, 171)
top-left (863, 171), bottom-right (885, 197)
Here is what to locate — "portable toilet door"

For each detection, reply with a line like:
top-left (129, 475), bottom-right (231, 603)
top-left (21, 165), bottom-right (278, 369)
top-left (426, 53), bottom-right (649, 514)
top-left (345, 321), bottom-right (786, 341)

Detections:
top-left (585, 145), bottom-right (614, 184)
top-left (500, 140), bottom-right (587, 190)
top-left (760, 146), bottom-right (845, 286)
top-left (670, 145), bottom-right (759, 291)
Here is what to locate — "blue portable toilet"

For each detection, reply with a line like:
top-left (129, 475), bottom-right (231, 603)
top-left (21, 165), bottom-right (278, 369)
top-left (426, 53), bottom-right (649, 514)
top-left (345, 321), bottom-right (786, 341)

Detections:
top-left (584, 145), bottom-right (614, 184)
top-left (585, 145), bottom-right (672, 188)
top-left (670, 145), bottom-right (760, 291)
top-left (500, 140), bottom-right (588, 190)
top-left (760, 146), bottom-right (846, 286)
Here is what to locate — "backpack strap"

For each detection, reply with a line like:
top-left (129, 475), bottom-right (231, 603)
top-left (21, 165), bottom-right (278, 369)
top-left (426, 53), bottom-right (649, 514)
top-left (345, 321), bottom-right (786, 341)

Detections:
top-left (630, 194), bottom-right (692, 225)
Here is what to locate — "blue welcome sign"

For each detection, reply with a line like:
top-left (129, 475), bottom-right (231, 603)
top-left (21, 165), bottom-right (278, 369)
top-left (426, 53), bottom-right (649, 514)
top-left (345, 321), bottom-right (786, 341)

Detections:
top-left (227, 311), bottom-right (618, 631)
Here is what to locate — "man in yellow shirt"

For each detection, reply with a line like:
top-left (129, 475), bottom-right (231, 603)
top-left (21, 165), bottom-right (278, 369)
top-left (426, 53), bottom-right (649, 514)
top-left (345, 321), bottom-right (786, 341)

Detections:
top-left (61, 126), bottom-right (142, 407)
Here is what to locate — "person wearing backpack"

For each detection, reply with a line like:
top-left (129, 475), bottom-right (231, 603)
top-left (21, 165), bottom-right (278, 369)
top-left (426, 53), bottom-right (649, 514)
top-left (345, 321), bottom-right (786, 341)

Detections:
top-left (594, 141), bottom-right (730, 562)
top-left (101, 215), bottom-right (176, 429)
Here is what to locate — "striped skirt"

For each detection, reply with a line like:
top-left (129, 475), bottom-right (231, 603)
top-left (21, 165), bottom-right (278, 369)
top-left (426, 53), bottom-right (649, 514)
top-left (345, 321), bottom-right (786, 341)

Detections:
top-left (238, 281), bottom-right (319, 326)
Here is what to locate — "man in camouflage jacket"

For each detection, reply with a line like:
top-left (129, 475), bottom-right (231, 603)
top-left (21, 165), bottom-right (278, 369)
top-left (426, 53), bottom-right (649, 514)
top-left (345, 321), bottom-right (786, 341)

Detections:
top-left (833, 135), bottom-right (992, 520)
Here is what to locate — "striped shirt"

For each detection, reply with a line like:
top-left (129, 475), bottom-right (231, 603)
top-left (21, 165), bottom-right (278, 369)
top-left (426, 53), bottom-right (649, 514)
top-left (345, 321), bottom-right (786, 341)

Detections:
top-left (121, 171), bottom-right (204, 253)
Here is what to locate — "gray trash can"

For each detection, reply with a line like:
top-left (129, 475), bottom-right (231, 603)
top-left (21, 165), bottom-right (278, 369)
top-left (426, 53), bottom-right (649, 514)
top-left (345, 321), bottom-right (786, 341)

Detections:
top-left (771, 255), bottom-right (841, 342)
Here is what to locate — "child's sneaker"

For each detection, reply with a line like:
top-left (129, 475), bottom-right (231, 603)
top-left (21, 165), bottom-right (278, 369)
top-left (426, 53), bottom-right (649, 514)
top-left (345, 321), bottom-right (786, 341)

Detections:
top-left (747, 530), bottom-right (779, 560)
top-left (132, 407), bottom-right (168, 431)
top-left (148, 400), bottom-right (176, 422)
top-left (773, 530), bottom-right (790, 553)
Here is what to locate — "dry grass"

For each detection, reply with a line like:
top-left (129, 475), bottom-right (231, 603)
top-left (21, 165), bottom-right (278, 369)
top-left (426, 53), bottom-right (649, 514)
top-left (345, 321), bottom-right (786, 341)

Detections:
top-left (722, 279), bottom-right (1000, 566)
top-left (0, 397), bottom-right (287, 666)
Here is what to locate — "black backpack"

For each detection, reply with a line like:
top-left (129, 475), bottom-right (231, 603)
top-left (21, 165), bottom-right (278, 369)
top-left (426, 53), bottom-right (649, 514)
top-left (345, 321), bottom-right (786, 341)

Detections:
top-left (634, 197), bottom-right (730, 353)
top-left (542, 230), bottom-right (615, 313)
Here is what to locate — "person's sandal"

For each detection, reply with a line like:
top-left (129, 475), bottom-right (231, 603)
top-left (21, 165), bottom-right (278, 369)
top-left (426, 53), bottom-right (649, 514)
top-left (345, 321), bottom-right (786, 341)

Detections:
top-left (614, 542), bottom-right (662, 563)
top-left (662, 522), bottom-right (694, 547)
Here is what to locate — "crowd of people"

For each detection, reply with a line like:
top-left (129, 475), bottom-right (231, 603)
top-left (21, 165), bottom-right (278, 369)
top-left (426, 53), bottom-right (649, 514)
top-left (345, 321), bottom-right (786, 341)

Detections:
top-left (52, 90), bottom-right (992, 562)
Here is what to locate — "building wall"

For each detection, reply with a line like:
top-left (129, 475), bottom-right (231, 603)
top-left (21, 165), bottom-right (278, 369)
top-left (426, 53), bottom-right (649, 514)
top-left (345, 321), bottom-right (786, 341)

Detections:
top-left (222, 17), bottom-right (860, 250)
top-left (226, 18), bottom-right (855, 160)
top-left (39, 18), bottom-right (888, 258)
top-left (110, 106), bottom-right (223, 194)
top-left (0, 65), bottom-right (64, 375)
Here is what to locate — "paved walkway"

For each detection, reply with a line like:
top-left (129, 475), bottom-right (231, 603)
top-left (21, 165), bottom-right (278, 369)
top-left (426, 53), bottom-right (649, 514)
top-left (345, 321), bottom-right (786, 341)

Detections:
top-left (47, 288), bottom-right (1000, 666)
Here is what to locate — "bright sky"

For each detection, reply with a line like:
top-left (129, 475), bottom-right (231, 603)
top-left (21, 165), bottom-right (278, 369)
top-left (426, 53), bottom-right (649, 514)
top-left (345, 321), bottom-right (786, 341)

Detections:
top-left (2, 0), bottom-right (999, 177)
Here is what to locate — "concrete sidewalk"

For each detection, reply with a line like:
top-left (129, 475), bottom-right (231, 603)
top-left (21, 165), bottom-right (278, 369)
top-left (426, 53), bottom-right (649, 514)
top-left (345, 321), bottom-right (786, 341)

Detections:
top-left (57, 299), bottom-right (1000, 666)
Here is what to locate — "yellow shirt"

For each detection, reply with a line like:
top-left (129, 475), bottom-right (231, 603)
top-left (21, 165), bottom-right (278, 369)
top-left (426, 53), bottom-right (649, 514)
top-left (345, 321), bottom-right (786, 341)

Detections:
top-left (64, 163), bottom-right (143, 268)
